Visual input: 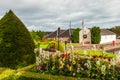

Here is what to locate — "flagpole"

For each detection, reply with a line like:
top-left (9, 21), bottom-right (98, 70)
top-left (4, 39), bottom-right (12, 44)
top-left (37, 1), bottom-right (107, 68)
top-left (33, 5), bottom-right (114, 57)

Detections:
top-left (82, 19), bottom-right (84, 46)
top-left (69, 21), bottom-right (74, 58)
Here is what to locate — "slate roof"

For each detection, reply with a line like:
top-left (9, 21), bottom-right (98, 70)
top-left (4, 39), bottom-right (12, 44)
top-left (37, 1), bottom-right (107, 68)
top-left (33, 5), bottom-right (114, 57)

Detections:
top-left (59, 29), bottom-right (75, 37)
top-left (100, 29), bottom-right (116, 35)
top-left (47, 30), bottom-right (65, 38)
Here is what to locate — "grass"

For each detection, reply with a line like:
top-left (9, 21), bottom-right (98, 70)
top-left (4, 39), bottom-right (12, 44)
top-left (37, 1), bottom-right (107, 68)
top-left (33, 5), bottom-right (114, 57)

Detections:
top-left (73, 50), bottom-right (116, 58)
top-left (0, 65), bottom-right (91, 80)
top-left (38, 41), bottom-right (116, 58)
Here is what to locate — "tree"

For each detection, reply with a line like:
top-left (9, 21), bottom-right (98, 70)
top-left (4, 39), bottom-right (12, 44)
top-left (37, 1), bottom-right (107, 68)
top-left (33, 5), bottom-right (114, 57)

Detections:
top-left (110, 26), bottom-right (120, 37)
top-left (72, 28), bottom-right (80, 43)
top-left (91, 26), bottom-right (101, 44)
top-left (0, 10), bottom-right (35, 69)
top-left (30, 30), bottom-right (45, 41)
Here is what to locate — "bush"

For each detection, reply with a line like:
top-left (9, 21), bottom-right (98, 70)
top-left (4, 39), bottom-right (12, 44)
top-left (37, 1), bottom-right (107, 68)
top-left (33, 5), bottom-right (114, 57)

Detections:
top-left (91, 26), bottom-right (101, 44)
top-left (0, 10), bottom-right (35, 69)
top-left (49, 40), bottom-right (64, 52)
top-left (72, 28), bottom-right (80, 43)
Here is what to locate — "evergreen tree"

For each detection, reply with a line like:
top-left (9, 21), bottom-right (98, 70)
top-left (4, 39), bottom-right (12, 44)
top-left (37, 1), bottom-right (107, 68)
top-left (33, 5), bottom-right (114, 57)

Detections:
top-left (91, 26), bottom-right (101, 44)
top-left (0, 10), bottom-right (35, 69)
top-left (72, 28), bottom-right (80, 43)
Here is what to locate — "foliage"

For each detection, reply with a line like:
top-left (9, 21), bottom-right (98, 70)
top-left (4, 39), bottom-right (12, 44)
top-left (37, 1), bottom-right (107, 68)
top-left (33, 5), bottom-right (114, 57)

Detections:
top-left (110, 26), bottom-right (120, 37)
top-left (31, 30), bottom-right (45, 41)
top-left (0, 10), bottom-right (35, 69)
top-left (42, 40), bottom-right (64, 52)
top-left (91, 26), bottom-right (101, 44)
top-left (34, 50), bottom-right (119, 79)
top-left (72, 28), bottom-right (80, 43)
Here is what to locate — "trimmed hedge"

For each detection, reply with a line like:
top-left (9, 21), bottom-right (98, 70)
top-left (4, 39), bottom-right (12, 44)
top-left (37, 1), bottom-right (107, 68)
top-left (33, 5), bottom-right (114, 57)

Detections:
top-left (0, 10), bottom-right (35, 69)
top-left (91, 26), bottom-right (101, 44)
top-left (72, 28), bottom-right (80, 43)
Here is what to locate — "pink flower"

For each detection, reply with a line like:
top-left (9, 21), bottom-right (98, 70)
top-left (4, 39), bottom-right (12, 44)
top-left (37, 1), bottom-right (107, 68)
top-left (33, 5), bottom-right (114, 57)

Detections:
top-left (45, 66), bottom-right (48, 69)
top-left (36, 65), bottom-right (43, 70)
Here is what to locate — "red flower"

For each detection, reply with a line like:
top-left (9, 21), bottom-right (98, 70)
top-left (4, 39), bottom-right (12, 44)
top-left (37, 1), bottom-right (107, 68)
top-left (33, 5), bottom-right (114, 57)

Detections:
top-left (104, 57), bottom-right (106, 59)
top-left (60, 53), bottom-right (64, 57)
top-left (99, 55), bottom-right (103, 59)
top-left (108, 58), bottom-right (111, 62)
top-left (64, 54), bottom-right (67, 59)
top-left (67, 53), bottom-right (70, 56)
top-left (93, 55), bottom-right (97, 59)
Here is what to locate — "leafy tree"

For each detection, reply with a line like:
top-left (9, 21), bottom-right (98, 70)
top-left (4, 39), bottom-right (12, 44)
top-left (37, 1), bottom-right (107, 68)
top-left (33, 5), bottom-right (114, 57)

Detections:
top-left (110, 26), bottom-right (120, 37)
top-left (72, 28), bottom-right (80, 43)
top-left (91, 26), bottom-right (101, 44)
top-left (30, 30), bottom-right (45, 41)
top-left (0, 10), bottom-right (35, 69)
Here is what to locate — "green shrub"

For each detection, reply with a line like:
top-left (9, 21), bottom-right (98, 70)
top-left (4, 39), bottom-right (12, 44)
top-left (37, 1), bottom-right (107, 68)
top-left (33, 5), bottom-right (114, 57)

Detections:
top-left (49, 40), bottom-right (64, 52)
top-left (72, 28), bottom-right (80, 43)
top-left (91, 26), bottom-right (101, 44)
top-left (0, 10), bottom-right (35, 69)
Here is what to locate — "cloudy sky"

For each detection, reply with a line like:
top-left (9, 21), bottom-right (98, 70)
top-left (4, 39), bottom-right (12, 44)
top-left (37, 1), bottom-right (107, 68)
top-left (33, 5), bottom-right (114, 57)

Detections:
top-left (0, 0), bottom-right (120, 31)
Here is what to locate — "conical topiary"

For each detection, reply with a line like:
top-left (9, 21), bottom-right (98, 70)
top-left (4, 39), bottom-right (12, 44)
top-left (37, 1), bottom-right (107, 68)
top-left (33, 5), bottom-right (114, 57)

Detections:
top-left (0, 10), bottom-right (35, 69)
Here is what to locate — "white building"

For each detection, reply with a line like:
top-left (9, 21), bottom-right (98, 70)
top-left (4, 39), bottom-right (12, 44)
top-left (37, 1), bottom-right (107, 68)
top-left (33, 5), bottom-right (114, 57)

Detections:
top-left (79, 28), bottom-right (116, 44)
top-left (100, 29), bottom-right (116, 44)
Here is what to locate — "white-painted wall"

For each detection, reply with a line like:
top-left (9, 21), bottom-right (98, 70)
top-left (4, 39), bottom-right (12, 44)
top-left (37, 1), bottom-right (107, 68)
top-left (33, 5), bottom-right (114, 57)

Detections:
top-left (79, 28), bottom-right (91, 44)
top-left (100, 35), bottom-right (116, 44)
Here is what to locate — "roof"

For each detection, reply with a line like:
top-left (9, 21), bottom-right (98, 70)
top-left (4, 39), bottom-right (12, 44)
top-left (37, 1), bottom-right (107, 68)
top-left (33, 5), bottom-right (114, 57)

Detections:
top-left (100, 29), bottom-right (116, 35)
top-left (47, 30), bottom-right (65, 38)
top-left (59, 29), bottom-right (75, 37)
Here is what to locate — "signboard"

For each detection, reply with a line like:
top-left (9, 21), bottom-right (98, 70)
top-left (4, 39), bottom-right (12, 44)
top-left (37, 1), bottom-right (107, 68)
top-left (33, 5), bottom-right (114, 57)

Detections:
top-left (83, 35), bottom-right (87, 39)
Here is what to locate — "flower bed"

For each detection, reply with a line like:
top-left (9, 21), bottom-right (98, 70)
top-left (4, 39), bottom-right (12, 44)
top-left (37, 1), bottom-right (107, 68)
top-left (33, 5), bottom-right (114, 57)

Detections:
top-left (33, 49), bottom-right (120, 79)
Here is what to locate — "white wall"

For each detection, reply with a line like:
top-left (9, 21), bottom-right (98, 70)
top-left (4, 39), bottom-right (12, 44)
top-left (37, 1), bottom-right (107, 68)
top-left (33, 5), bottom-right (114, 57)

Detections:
top-left (100, 35), bottom-right (116, 44)
top-left (79, 28), bottom-right (91, 44)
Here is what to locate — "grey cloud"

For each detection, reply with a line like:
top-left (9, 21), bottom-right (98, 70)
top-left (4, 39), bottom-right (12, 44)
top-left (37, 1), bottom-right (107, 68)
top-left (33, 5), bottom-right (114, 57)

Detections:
top-left (0, 0), bottom-right (120, 31)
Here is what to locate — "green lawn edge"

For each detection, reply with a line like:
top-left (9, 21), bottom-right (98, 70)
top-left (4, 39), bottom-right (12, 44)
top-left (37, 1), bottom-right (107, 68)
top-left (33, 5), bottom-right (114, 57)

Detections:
top-left (0, 65), bottom-right (92, 80)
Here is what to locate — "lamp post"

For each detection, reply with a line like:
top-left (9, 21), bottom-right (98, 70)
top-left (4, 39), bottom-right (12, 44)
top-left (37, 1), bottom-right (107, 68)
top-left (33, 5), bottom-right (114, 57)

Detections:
top-left (58, 27), bottom-right (60, 51)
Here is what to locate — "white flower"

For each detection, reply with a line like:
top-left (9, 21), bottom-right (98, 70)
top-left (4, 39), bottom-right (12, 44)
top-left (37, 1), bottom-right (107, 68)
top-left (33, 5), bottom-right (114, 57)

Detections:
top-left (81, 68), bottom-right (84, 71)
top-left (77, 68), bottom-right (80, 73)
top-left (101, 65), bottom-right (106, 75)
top-left (73, 73), bottom-right (76, 76)
top-left (87, 60), bottom-right (91, 64)
top-left (34, 48), bottom-right (38, 53)
top-left (96, 60), bottom-right (100, 66)
top-left (110, 58), bottom-right (116, 66)
top-left (84, 62), bottom-right (91, 69)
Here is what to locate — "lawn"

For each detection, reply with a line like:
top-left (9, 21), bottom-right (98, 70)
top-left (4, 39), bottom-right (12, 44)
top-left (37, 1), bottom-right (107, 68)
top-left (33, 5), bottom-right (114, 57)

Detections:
top-left (73, 50), bottom-right (116, 58)
top-left (39, 41), bottom-right (116, 58)
top-left (0, 65), bottom-right (91, 80)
